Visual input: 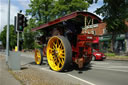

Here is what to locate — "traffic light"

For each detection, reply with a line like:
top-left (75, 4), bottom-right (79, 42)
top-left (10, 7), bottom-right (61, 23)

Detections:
top-left (17, 13), bottom-right (24, 32)
top-left (17, 13), bottom-right (27, 32)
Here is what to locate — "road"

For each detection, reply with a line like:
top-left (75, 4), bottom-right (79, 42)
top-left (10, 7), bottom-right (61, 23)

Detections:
top-left (20, 52), bottom-right (128, 85)
top-left (1, 51), bottom-right (128, 85)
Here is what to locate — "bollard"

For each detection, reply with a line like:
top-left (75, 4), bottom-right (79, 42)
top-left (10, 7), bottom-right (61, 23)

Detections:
top-left (8, 51), bottom-right (21, 70)
top-left (15, 46), bottom-right (18, 52)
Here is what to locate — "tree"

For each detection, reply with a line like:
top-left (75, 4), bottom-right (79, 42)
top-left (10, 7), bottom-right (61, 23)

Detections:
top-left (51, 0), bottom-right (89, 18)
top-left (0, 25), bottom-right (17, 50)
top-left (87, 0), bottom-right (98, 4)
top-left (26, 0), bottom-right (92, 24)
top-left (23, 18), bottom-right (37, 49)
top-left (26, 0), bottom-right (54, 25)
top-left (95, 0), bottom-right (128, 52)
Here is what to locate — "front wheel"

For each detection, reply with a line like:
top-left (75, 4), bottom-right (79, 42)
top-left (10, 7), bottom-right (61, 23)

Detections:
top-left (35, 49), bottom-right (43, 65)
top-left (47, 36), bottom-right (72, 72)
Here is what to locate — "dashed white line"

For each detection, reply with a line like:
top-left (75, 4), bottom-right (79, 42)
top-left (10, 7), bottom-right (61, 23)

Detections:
top-left (41, 67), bottom-right (96, 85)
top-left (109, 66), bottom-right (128, 68)
top-left (91, 62), bottom-right (109, 65)
top-left (20, 54), bottom-right (34, 58)
top-left (67, 74), bottom-right (96, 85)
top-left (93, 67), bottom-right (128, 73)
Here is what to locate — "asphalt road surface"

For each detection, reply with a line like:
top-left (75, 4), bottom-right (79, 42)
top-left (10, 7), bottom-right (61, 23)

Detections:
top-left (1, 52), bottom-right (128, 85)
top-left (20, 52), bottom-right (128, 85)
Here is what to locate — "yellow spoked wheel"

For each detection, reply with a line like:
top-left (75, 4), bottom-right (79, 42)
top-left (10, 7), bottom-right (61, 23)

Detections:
top-left (35, 49), bottom-right (43, 65)
top-left (47, 36), bottom-right (72, 72)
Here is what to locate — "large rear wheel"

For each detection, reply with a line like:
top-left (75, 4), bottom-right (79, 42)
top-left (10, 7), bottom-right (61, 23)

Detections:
top-left (47, 36), bottom-right (72, 72)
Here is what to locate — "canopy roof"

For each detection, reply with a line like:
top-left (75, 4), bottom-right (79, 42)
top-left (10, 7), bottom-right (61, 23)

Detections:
top-left (32, 11), bottom-right (102, 31)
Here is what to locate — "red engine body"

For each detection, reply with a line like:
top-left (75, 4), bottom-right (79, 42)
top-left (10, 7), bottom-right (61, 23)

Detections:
top-left (72, 34), bottom-right (94, 68)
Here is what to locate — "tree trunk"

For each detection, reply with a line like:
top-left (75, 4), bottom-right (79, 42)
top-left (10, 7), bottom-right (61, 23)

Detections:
top-left (110, 33), bottom-right (116, 52)
top-left (125, 32), bottom-right (128, 55)
top-left (125, 39), bottom-right (128, 53)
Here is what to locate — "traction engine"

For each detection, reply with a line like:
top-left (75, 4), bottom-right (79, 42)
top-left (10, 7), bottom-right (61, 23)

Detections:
top-left (33, 12), bottom-right (101, 72)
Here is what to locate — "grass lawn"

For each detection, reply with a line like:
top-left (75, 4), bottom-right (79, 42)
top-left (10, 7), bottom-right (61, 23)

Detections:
top-left (105, 53), bottom-right (128, 60)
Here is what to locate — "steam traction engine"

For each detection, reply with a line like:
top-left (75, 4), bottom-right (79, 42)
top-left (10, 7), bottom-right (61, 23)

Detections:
top-left (32, 12), bottom-right (101, 72)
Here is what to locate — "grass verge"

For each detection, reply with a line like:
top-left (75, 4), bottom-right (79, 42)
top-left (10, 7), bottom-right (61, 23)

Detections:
top-left (105, 53), bottom-right (128, 60)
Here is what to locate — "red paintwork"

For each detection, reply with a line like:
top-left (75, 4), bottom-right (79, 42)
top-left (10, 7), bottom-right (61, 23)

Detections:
top-left (93, 36), bottom-right (100, 51)
top-left (93, 36), bottom-right (99, 43)
top-left (32, 11), bottom-right (101, 31)
top-left (72, 34), bottom-right (94, 63)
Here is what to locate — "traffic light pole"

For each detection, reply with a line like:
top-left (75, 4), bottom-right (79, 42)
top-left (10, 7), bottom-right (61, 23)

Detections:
top-left (16, 13), bottom-right (19, 51)
top-left (17, 31), bottom-right (19, 51)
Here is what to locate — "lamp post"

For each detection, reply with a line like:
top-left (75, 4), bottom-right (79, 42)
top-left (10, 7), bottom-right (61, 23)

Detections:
top-left (6, 0), bottom-right (10, 63)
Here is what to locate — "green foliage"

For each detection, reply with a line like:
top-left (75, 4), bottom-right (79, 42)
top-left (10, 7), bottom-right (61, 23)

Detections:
top-left (26, 0), bottom-right (54, 25)
top-left (0, 25), bottom-right (17, 50)
top-left (95, 0), bottom-right (128, 33)
top-left (34, 42), bottom-right (42, 49)
top-left (51, 0), bottom-right (89, 18)
top-left (95, 0), bottom-right (128, 52)
top-left (23, 19), bottom-right (37, 49)
top-left (26, 0), bottom-right (90, 23)
top-left (23, 29), bottom-right (35, 49)
top-left (126, 18), bottom-right (128, 21)
top-left (87, 0), bottom-right (98, 4)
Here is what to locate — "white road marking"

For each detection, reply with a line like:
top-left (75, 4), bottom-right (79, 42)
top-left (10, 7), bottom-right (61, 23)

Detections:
top-left (109, 66), bottom-right (128, 69)
top-left (91, 62), bottom-right (109, 65)
top-left (92, 65), bottom-right (106, 68)
top-left (41, 67), bottom-right (96, 85)
top-left (41, 68), bottom-right (54, 72)
top-left (67, 74), bottom-right (96, 85)
top-left (93, 67), bottom-right (128, 73)
top-left (20, 54), bottom-right (34, 58)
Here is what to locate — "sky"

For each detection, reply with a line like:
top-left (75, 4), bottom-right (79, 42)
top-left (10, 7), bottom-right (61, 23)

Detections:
top-left (0, 0), bottom-right (103, 33)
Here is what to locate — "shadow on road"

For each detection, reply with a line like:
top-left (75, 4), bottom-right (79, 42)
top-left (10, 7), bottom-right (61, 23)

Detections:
top-left (21, 67), bottom-right (28, 70)
top-left (63, 63), bottom-right (93, 73)
top-left (28, 59), bottom-right (48, 66)
top-left (24, 59), bottom-right (93, 73)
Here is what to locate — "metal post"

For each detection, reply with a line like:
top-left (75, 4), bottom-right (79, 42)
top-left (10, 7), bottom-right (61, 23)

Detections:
top-left (84, 16), bottom-right (87, 33)
top-left (17, 31), bottom-right (19, 51)
top-left (6, 0), bottom-right (10, 63)
top-left (92, 19), bottom-right (94, 25)
top-left (16, 14), bottom-right (19, 51)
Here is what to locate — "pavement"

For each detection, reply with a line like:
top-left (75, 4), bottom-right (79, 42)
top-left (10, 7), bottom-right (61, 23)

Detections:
top-left (0, 54), bottom-right (21, 85)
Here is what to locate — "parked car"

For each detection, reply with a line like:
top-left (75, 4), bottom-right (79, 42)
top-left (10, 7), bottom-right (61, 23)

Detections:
top-left (92, 49), bottom-right (106, 61)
